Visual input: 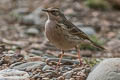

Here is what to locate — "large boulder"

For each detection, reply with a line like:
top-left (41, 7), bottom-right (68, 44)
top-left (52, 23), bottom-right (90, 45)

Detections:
top-left (87, 58), bottom-right (120, 80)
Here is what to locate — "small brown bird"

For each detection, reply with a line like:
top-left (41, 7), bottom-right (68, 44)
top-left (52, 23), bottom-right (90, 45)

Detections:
top-left (42, 8), bottom-right (105, 68)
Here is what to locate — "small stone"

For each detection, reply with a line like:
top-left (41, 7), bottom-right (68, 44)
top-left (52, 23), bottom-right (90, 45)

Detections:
top-left (0, 69), bottom-right (30, 80)
top-left (26, 28), bottom-right (39, 35)
top-left (63, 71), bottom-right (73, 79)
top-left (42, 78), bottom-right (49, 80)
top-left (26, 56), bottom-right (43, 62)
top-left (21, 15), bottom-right (35, 25)
top-left (10, 61), bottom-right (46, 70)
top-left (51, 78), bottom-right (57, 80)
top-left (70, 78), bottom-right (75, 80)
top-left (8, 50), bottom-right (15, 54)
top-left (43, 71), bottom-right (58, 78)
top-left (46, 58), bottom-right (79, 65)
top-left (87, 58), bottom-right (120, 80)
top-left (58, 76), bottom-right (65, 80)
top-left (30, 49), bottom-right (43, 56)
top-left (20, 7), bottom-right (44, 26)
top-left (3, 54), bottom-right (16, 63)
top-left (42, 65), bottom-right (53, 72)
top-left (9, 62), bottom-right (24, 68)
top-left (32, 72), bottom-right (41, 79)
top-left (61, 65), bottom-right (73, 72)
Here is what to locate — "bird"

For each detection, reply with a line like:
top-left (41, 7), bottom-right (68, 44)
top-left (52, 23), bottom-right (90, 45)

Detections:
top-left (42, 7), bottom-right (105, 68)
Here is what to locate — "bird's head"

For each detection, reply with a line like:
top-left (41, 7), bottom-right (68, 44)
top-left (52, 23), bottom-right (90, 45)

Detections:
top-left (42, 7), bottom-right (66, 22)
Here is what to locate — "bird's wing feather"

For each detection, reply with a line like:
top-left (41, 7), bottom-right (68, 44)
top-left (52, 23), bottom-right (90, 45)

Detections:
top-left (57, 20), bottom-right (91, 40)
top-left (57, 20), bottom-right (105, 50)
top-left (56, 23), bottom-right (82, 42)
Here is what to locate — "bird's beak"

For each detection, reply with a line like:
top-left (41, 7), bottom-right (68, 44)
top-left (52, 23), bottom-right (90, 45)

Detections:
top-left (42, 9), bottom-right (49, 12)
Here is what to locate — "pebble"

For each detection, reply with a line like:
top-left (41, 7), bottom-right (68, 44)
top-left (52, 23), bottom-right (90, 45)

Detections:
top-left (3, 53), bottom-right (23, 64)
top-left (9, 62), bottom-right (24, 68)
top-left (25, 27), bottom-right (39, 35)
top-left (58, 76), bottom-right (65, 80)
top-left (7, 50), bottom-right (15, 54)
top-left (63, 70), bottom-right (73, 79)
top-left (26, 56), bottom-right (43, 62)
top-left (40, 71), bottom-right (58, 79)
top-left (46, 58), bottom-right (79, 65)
top-left (70, 78), bottom-right (75, 80)
top-left (87, 58), bottom-right (120, 80)
top-left (20, 7), bottom-right (44, 26)
top-left (10, 61), bottom-right (46, 71)
top-left (42, 65), bottom-right (53, 72)
top-left (21, 15), bottom-right (35, 25)
top-left (30, 49), bottom-right (43, 56)
top-left (0, 69), bottom-right (30, 80)
top-left (32, 72), bottom-right (42, 79)
top-left (61, 65), bottom-right (73, 72)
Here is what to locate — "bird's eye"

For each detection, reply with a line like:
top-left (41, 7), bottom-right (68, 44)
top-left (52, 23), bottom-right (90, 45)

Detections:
top-left (51, 11), bottom-right (59, 16)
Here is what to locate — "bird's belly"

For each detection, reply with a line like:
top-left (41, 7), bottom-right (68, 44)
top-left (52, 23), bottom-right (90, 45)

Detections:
top-left (45, 28), bottom-right (76, 50)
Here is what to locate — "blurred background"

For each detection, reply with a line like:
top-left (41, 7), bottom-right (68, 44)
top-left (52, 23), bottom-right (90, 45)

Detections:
top-left (0, 0), bottom-right (120, 57)
top-left (0, 0), bottom-right (120, 79)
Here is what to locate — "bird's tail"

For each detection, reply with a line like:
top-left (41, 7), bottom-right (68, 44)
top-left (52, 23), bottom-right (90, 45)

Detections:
top-left (89, 39), bottom-right (105, 50)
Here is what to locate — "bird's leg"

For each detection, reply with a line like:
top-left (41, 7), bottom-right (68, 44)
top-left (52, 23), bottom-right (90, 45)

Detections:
top-left (75, 47), bottom-right (83, 65)
top-left (56, 50), bottom-right (64, 69)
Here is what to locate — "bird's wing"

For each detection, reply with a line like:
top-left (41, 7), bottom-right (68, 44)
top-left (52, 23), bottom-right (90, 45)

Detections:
top-left (56, 22), bottom-right (82, 42)
top-left (57, 20), bottom-right (91, 40)
top-left (57, 20), bottom-right (105, 50)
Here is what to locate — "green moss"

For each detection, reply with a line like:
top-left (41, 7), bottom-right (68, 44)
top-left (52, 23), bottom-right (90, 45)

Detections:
top-left (84, 0), bottom-right (111, 10)
top-left (84, 58), bottom-right (103, 67)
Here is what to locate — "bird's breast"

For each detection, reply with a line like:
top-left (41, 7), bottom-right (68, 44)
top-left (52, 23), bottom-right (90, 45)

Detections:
top-left (45, 20), bottom-right (77, 50)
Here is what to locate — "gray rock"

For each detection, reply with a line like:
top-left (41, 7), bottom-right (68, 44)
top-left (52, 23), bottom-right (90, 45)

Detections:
top-left (42, 65), bottom-right (53, 72)
top-left (63, 70), bottom-right (73, 79)
top-left (61, 65), bottom-right (73, 71)
top-left (9, 62), bottom-right (24, 68)
top-left (7, 50), bottom-right (14, 54)
top-left (20, 7), bottom-right (45, 26)
top-left (21, 15), bottom-right (35, 25)
top-left (10, 61), bottom-right (46, 71)
top-left (3, 53), bottom-right (24, 64)
top-left (25, 27), bottom-right (39, 35)
top-left (43, 71), bottom-right (58, 78)
top-left (46, 58), bottom-right (79, 65)
top-left (62, 67), bottom-right (86, 79)
top-left (70, 78), bottom-right (75, 80)
top-left (30, 49), bottom-right (43, 56)
top-left (0, 69), bottom-right (30, 80)
top-left (87, 58), bottom-right (120, 80)
top-left (32, 72), bottom-right (41, 79)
